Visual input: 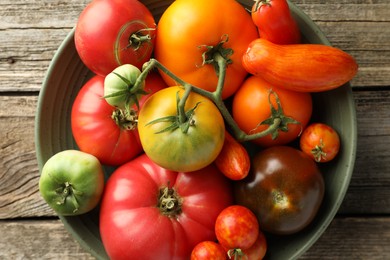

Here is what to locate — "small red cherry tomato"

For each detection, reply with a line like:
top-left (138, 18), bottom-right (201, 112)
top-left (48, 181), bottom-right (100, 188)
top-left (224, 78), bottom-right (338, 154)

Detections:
top-left (215, 131), bottom-right (250, 180)
top-left (215, 205), bottom-right (259, 251)
top-left (191, 241), bottom-right (227, 260)
top-left (300, 123), bottom-right (341, 162)
top-left (251, 0), bottom-right (301, 44)
top-left (240, 230), bottom-right (267, 260)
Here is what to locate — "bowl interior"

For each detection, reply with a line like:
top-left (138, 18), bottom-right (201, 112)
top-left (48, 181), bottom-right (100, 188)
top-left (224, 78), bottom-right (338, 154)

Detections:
top-left (35, 1), bottom-right (357, 259)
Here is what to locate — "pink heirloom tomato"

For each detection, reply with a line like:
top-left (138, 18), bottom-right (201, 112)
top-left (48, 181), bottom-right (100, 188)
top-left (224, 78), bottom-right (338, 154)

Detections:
top-left (99, 154), bottom-right (233, 260)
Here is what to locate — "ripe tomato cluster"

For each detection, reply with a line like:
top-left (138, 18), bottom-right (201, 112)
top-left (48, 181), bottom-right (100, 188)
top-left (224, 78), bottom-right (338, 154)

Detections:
top-left (39, 0), bottom-right (357, 259)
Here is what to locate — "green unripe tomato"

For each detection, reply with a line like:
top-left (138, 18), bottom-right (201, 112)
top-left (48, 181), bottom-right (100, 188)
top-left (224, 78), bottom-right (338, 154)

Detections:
top-left (104, 64), bottom-right (145, 109)
top-left (39, 150), bottom-right (105, 216)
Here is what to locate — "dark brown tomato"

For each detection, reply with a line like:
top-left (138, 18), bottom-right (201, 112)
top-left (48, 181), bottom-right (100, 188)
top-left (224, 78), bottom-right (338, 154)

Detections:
top-left (234, 146), bottom-right (325, 235)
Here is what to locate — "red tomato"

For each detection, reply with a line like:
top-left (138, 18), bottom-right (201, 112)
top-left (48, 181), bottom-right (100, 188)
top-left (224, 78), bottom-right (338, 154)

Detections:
top-left (215, 131), bottom-right (250, 181)
top-left (215, 205), bottom-right (259, 251)
top-left (100, 154), bottom-right (233, 260)
top-left (251, 0), bottom-right (301, 44)
top-left (71, 73), bottom-right (165, 166)
top-left (241, 231), bottom-right (267, 260)
top-left (154, 0), bottom-right (258, 99)
top-left (191, 241), bottom-right (227, 260)
top-left (75, 0), bottom-right (156, 76)
top-left (232, 76), bottom-right (312, 147)
top-left (300, 123), bottom-right (341, 162)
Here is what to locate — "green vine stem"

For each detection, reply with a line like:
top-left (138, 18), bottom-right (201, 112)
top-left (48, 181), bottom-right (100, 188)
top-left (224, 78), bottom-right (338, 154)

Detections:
top-left (131, 55), bottom-right (292, 142)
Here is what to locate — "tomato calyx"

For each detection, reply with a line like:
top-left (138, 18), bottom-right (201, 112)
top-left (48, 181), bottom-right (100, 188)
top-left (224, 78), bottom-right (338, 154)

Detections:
top-left (311, 138), bottom-right (327, 162)
top-left (253, 0), bottom-right (272, 12)
top-left (157, 183), bottom-right (182, 217)
top-left (198, 34), bottom-right (233, 77)
top-left (49, 172), bottom-right (84, 213)
top-left (227, 248), bottom-right (245, 260)
top-left (111, 108), bottom-right (138, 130)
top-left (128, 28), bottom-right (155, 51)
top-left (104, 71), bottom-right (148, 110)
top-left (253, 90), bottom-right (301, 140)
top-left (146, 89), bottom-right (201, 134)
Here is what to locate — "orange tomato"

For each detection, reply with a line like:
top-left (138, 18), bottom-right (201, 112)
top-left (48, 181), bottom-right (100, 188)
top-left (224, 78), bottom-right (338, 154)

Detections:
top-left (300, 123), bottom-right (341, 162)
top-left (242, 38), bottom-right (358, 92)
top-left (215, 131), bottom-right (250, 181)
top-left (232, 76), bottom-right (312, 147)
top-left (155, 0), bottom-right (258, 99)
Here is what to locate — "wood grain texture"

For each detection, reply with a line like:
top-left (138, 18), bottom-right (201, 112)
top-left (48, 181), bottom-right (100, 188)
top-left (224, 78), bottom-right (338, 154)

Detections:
top-left (0, 1), bottom-right (389, 91)
top-left (0, 217), bottom-right (389, 259)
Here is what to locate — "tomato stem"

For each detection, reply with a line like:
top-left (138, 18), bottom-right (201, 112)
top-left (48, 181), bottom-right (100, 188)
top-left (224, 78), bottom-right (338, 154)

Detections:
top-left (178, 86), bottom-right (192, 125)
top-left (140, 58), bottom-right (290, 142)
top-left (227, 248), bottom-right (246, 260)
top-left (158, 185), bottom-right (182, 217)
top-left (253, 0), bottom-right (272, 13)
top-left (128, 28), bottom-right (155, 50)
top-left (111, 108), bottom-right (138, 130)
top-left (311, 138), bottom-right (327, 162)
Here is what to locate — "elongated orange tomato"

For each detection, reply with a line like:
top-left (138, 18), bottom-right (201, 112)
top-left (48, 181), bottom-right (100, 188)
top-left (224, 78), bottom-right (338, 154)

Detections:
top-left (215, 131), bottom-right (250, 181)
top-left (242, 38), bottom-right (358, 92)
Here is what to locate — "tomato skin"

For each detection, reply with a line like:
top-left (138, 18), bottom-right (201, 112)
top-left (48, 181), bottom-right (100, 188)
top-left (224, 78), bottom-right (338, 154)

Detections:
top-left (154, 0), bottom-right (258, 99)
top-left (300, 123), bottom-right (341, 162)
top-left (71, 75), bottom-right (142, 166)
top-left (191, 241), bottom-right (227, 260)
top-left (215, 205), bottom-right (259, 251)
top-left (241, 230), bottom-right (267, 260)
top-left (75, 0), bottom-right (156, 76)
top-left (71, 73), bottom-right (165, 166)
top-left (39, 150), bottom-right (104, 216)
top-left (234, 146), bottom-right (325, 235)
top-left (251, 0), bottom-right (301, 44)
top-left (215, 131), bottom-right (250, 180)
top-left (99, 154), bottom-right (233, 260)
top-left (138, 86), bottom-right (225, 172)
top-left (242, 38), bottom-right (359, 92)
top-left (232, 76), bottom-right (312, 147)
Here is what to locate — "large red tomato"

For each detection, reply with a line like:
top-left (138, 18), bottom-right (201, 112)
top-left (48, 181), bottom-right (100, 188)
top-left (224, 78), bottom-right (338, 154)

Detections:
top-left (75, 0), bottom-right (156, 76)
top-left (71, 72), bottom-right (166, 166)
top-left (154, 0), bottom-right (258, 99)
top-left (99, 154), bottom-right (233, 259)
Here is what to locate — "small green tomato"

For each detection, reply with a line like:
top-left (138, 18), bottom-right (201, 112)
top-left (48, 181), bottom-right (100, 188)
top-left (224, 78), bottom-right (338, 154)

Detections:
top-left (104, 64), bottom-right (145, 109)
top-left (39, 150), bottom-right (105, 216)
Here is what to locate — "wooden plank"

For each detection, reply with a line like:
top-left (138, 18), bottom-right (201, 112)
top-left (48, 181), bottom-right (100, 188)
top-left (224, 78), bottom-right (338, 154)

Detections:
top-left (0, 1), bottom-right (389, 91)
top-left (0, 217), bottom-right (389, 259)
top-left (0, 97), bottom-right (55, 218)
top-left (0, 219), bottom-right (95, 259)
top-left (301, 216), bottom-right (390, 259)
top-left (0, 90), bottom-right (390, 218)
top-left (0, 0), bottom-right (89, 29)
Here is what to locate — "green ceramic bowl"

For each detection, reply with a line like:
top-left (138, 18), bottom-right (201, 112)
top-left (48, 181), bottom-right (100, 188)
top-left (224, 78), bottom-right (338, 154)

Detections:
top-left (35, 1), bottom-right (357, 259)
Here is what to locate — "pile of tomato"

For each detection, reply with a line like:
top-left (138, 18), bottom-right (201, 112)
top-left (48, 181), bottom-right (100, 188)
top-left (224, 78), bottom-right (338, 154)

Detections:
top-left (38, 0), bottom-right (358, 259)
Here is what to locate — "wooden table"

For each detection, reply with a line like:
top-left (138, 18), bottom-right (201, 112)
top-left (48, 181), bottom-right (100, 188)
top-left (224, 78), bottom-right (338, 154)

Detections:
top-left (1, 0), bottom-right (389, 259)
